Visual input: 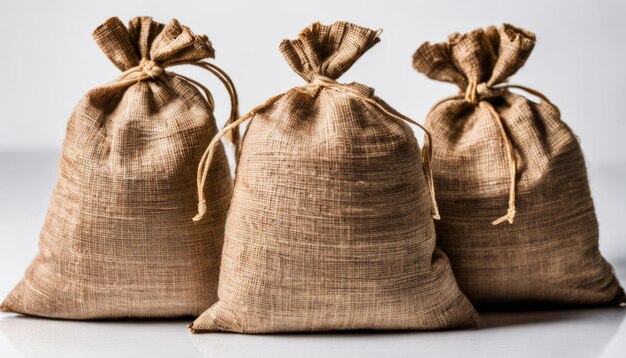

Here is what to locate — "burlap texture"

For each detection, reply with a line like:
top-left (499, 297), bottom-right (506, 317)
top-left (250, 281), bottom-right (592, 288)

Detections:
top-left (1, 17), bottom-right (233, 319)
top-left (190, 21), bottom-right (478, 333)
top-left (413, 24), bottom-right (625, 305)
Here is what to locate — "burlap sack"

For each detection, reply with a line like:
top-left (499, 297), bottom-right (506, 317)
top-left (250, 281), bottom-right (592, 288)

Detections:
top-left (189, 21), bottom-right (479, 333)
top-left (1, 17), bottom-right (237, 319)
top-left (413, 24), bottom-right (625, 305)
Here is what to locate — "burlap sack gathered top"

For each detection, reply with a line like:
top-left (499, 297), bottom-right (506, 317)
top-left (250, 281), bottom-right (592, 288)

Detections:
top-left (413, 23), bottom-right (625, 306)
top-left (1, 16), bottom-right (240, 319)
top-left (188, 21), bottom-right (479, 333)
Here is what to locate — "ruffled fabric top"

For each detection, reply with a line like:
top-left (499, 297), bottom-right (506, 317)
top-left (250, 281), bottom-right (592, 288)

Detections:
top-left (279, 21), bottom-right (381, 82)
top-left (92, 16), bottom-right (215, 72)
top-left (412, 24), bottom-right (536, 89)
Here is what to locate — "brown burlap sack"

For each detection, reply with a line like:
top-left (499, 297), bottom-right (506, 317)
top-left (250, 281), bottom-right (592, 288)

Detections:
top-left (413, 24), bottom-right (625, 306)
top-left (0, 17), bottom-right (238, 319)
top-left (188, 21), bottom-right (479, 333)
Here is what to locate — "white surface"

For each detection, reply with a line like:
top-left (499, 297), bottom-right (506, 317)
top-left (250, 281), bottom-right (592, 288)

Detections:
top-left (1, 0), bottom-right (626, 356)
top-left (0, 306), bottom-right (625, 358)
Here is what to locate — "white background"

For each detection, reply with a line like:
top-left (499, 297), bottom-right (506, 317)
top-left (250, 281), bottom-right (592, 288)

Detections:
top-left (0, 0), bottom-right (625, 357)
top-left (2, 0), bottom-right (625, 162)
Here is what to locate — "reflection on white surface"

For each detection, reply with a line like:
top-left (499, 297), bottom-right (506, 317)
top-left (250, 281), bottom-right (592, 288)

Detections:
top-left (0, 307), bottom-right (624, 358)
top-left (0, 316), bottom-right (200, 358)
top-left (190, 309), bottom-right (626, 358)
top-left (1, 152), bottom-right (625, 358)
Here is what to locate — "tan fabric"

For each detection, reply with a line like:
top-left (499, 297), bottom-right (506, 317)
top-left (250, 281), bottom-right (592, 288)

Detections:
top-left (413, 23), bottom-right (625, 305)
top-left (190, 21), bottom-right (478, 333)
top-left (0, 17), bottom-right (234, 319)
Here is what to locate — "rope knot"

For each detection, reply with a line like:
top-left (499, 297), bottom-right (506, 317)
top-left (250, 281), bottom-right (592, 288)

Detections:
top-left (139, 58), bottom-right (164, 79)
top-left (464, 80), bottom-right (492, 105)
top-left (309, 75), bottom-right (338, 87)
top-left (192, 200), bottom-right (207, 222)
top-left (492, 205), bottom-right (516, 225)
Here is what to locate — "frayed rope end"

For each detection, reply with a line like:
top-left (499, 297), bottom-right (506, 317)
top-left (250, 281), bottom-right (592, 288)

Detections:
top-left (192, 200), bottom-right (207, 222)
top-left (492, 207), bottom-right (516, 225)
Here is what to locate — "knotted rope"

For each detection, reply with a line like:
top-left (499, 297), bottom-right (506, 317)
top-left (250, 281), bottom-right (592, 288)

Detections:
top-left (116, 58), bottom-right (241, 156)
top-left (432, 80), bottom-right (554, 225)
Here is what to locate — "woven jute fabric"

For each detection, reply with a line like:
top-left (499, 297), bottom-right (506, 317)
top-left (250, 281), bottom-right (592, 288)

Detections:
top-left (413, 24), bottom-right (625, 305)
top-left (190, 21), bottom-right (479, 333)
top-left (0, 17), bottom-right (234, 319)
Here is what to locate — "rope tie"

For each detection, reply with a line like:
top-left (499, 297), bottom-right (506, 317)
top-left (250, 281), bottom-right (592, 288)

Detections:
top-left (118, 58), bottom-right (165, 82)
top-left (115, 57), bottom-right (241, 160)
top-left (464, 80), bottom-right (478, 105)
top-left (117, 59), bottom-right (239, 126)
top-left (431, 81), bottom-right (554, 225)
top-left (138, 58), bottom-right (164, 79)
top-left (192, 93), bottom-right (284, 221)
top-left (464, 80), bottom-right (495, 105)
top-left (481, 101), bottom-right (517, 225)
top-left (309, 75), bottom-right (338, 86)
top-left (192, 75), bottom-right (441, 221)
top-left (114, 58), bottom-right (241, 222)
